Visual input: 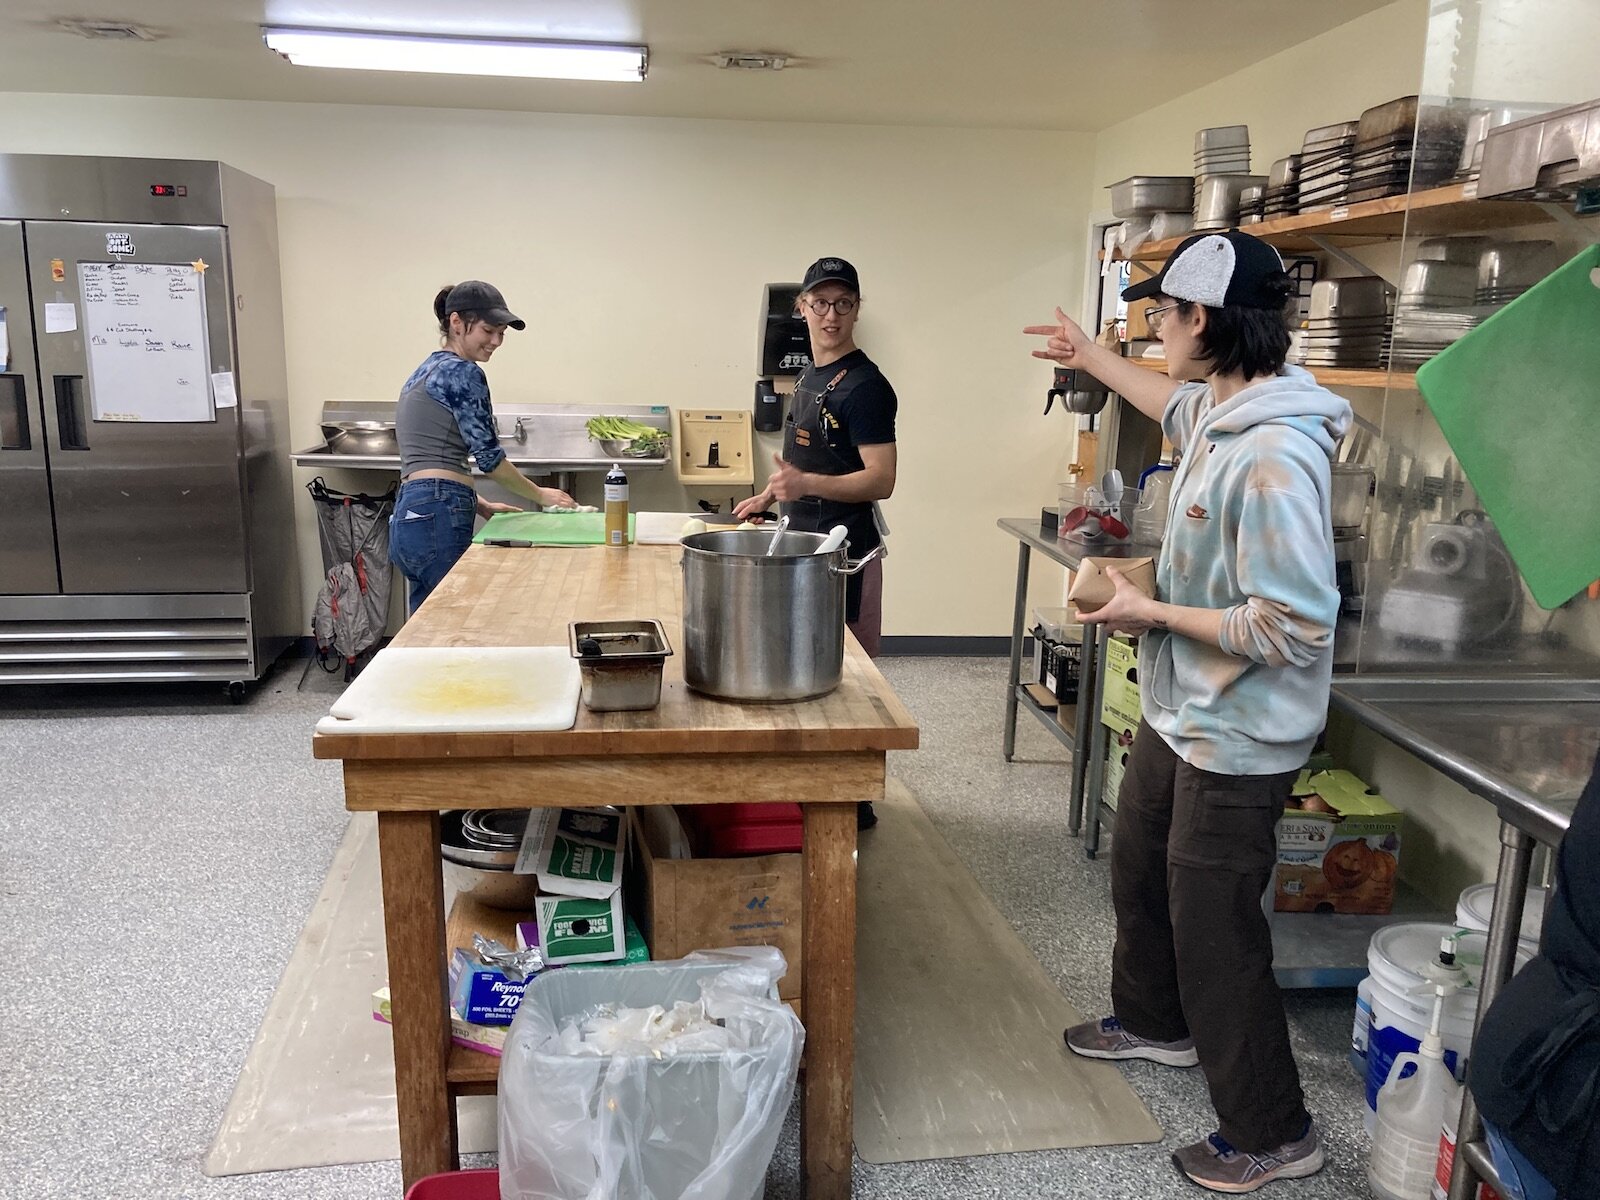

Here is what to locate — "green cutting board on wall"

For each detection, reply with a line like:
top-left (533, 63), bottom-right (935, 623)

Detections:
top-left (1416, 244), bottom-right (1600, 608)
top-left (470, 511), bottom-right (634, 545)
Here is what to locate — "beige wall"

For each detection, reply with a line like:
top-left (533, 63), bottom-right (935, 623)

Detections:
top-left (1090, 0), bottom-right (1430, 191)
top-left (0, 92), bottom-right (1090, 638)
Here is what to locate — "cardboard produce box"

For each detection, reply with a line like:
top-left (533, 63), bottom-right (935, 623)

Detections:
top-left (629, 807), bottom-right (803, 1001)
top-left (1274, 769), bottom-right (1402, 914)
top-left (1102, 710), bottom-right (1138, 812)
top-left (1101, 635), bottom-right (1141, 730)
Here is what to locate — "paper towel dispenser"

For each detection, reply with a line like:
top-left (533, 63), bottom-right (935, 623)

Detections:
top-left (758, 283), bottom-right (811, 377)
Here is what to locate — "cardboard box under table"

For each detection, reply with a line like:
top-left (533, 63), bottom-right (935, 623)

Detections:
top-left (630, 807), bottom-right (804, 1006)
top-left (1274, 769), bottom-right (1403, 915)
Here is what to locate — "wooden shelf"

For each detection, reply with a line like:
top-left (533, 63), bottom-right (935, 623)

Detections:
top-left (1126, 355), bottom-right (1415, 391)
top-left (442, 892), bottom-right (521, 1093)
top-left (1107, 182), bottom-right (1573, 265)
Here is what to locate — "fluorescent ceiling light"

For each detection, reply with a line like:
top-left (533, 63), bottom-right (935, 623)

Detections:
top-left (262, 26), bottom-right (648, 82)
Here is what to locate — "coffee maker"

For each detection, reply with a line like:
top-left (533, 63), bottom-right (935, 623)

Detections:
top-left (755, 282), bottom-right (810, 431)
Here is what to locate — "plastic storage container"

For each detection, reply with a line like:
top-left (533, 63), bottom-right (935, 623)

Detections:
top-left (1363, 924), bottom-right (1534, 1127)
top-left (1058, 481), bottom-right (1142, 545)
top-left (499, 952), bottom-right (803, 1200)
top-left (405, 1169), bottom-right (500, 1200)
top-left (1454, 882), bottom-right (1548, 953)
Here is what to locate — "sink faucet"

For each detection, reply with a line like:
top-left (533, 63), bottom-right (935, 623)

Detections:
top-left (513, 417), bottom-right (527, 444)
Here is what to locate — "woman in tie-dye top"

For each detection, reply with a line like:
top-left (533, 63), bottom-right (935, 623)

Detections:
top-left (389, 281), bottom-right (573, 612)
top-left (1027, 231), bottom-right (1351, 1195)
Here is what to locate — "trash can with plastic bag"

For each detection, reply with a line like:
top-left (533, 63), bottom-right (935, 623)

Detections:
top-left (498, 948), bottom-right (804, 1200)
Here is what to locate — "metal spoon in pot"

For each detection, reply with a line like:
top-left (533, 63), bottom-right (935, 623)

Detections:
top-left (764, 514), bottom-right (791, 556)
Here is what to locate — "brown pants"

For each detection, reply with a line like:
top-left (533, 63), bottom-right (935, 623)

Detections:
top-left (1110, 720), bottom-right (1308, 1151)
top-left (847, 557), bottom-right (884, 658)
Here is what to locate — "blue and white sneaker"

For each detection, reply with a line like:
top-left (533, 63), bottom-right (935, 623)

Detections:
top-left (1171, 1121), bottom-right (1325, 1193)
top-left (1063, 1015), bottom-right (1200, 1068)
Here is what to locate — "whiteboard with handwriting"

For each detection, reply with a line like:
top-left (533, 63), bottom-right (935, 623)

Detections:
top-left (79, 262), bottom-right (215, 423)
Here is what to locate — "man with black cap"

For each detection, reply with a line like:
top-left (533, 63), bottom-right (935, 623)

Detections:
top-left (1026, 231), bottom-right (1351, 1192)
top-left (736, 256), bottom-right (897, 827)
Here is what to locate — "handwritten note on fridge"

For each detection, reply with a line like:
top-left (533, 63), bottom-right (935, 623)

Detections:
top-left (79, 262), bottom-right (214, 423)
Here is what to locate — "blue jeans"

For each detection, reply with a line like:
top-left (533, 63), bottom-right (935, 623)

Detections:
top-left (389, 478), bottom-right (477, 612)
top-left (1483, 1120), bottom-right (1558, 1200)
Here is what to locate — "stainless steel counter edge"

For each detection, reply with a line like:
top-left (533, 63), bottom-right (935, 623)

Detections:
top-left (1329, 681), bottom-right (1577, 846)
top-left (290, 448), bottom-right (668, 471)
top-left (997, 517), bottom-right (1162, 572)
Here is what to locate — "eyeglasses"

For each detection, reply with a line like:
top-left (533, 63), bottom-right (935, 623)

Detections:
top-left (802, 296), bottom-right (857, 316)
top-left (1144, 301), bottom-right (1181, 333)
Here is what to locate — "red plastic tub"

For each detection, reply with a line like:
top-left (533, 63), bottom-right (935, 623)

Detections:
top-left (403, 1168), bottom-right (499, 1200)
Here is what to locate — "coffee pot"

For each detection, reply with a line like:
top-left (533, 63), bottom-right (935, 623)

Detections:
top-left (1045, 366), bottom-right (1110, 416)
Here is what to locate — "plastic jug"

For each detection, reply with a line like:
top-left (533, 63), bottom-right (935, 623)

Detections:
top-left (1369, 937), bottom-right (1469, 1200)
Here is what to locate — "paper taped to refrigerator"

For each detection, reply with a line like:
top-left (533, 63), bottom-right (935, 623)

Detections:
top-left (78, 261), bottom-right (214, 423)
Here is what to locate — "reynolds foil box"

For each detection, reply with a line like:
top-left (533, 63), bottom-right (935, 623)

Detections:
top-left (448, 948), bottom-right (529, 1025)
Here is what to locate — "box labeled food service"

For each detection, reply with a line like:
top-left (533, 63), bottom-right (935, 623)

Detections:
top-left (517, 902), bottom-right (645, 966)
top-left (1274, 769), bottom-right (1402, 914)
top-left (517, 806), bottom-right (626, 899)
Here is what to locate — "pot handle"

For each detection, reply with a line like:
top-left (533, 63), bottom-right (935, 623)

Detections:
top-left (830, 544), bottom-right (883, 576)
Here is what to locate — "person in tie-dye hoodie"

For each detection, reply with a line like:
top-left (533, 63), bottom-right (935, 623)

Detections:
top-left (1027, 231), bottom-right (1351, 1194)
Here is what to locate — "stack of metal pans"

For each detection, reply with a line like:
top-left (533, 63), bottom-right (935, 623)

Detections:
top-left (1297, 277), bottom-right (1392, 368)
top-left (1384, 259), bottom-right (1481, 369)
top-left (1264, 155), bottom-right (1301, 218)
top-left (1474, 240), bottom-right (1560, 306)
top-left (1346, 97), bottom-right (1468, 203)
top-left (1296, 121), bottom-right (1359, 211)
top-left (1193, 125), bottom-right (1251, 227)
top-left (1239, 183), bottom-right (1267, 225)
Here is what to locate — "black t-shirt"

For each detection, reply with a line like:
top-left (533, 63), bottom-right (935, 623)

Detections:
top-left (795, 349), bottom-right (898, 468)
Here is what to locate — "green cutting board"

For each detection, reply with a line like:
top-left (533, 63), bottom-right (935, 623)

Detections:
top-left (1416, 243), bottom-right (1600, 608)
top-left (471, 511), bottom-right (635, 545)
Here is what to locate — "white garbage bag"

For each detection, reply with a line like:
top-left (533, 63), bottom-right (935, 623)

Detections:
top-left (499, 947), bottom-right (803, 1200)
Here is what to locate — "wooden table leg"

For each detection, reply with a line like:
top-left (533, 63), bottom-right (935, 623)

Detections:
top-left (376, 810), bottom-right (457, 1190)
top-left (801, 800), bottom-right (857, 1200)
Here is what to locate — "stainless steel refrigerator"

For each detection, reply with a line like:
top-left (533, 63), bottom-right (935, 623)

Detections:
top-left (0, 155), bottom-right (298, 694)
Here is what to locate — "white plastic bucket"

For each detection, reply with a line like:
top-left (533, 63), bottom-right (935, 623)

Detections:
top-left (1454, 882), bottom-right (1548, 954)
top-left (1363, 923), bottom-right (1534, 1128)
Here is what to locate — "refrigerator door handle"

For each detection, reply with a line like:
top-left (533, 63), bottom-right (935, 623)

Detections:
top-left (0, 375), bottom-right (30, 450)
top-left (54, 375), bottom-right (89, 450)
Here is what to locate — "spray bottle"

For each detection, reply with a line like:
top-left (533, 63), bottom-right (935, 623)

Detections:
top-left (603, 463), bottom-right (629, 548)
top-left (1368, 934), bottom-right (1471, 1200)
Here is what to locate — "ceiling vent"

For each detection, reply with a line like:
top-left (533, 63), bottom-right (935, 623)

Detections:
top-left (57, 19), bottom-right (161, 41)
top-left (713, 51), bottom-right (789, 71)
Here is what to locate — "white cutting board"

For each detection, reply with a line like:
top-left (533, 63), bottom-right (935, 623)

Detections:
top-left (315, 646), bottom-right (580, 735)
top-left (635, 512), bottom-right (715, 545)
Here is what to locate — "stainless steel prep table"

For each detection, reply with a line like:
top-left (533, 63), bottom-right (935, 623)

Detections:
top-left (1330, 675), bottom-right (1600, 1200)
top-left (998, 517), bottom-right (1161, 859)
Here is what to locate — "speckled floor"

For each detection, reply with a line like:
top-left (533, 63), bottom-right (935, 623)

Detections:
top-left (0, 655), bottom-right (1371, 1199)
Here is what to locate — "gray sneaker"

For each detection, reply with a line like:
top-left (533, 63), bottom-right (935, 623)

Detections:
top-left (1063, 1016), bottom-right (1199, 1068)
top-left (1172, 1121), bottom-right (1325, 1193)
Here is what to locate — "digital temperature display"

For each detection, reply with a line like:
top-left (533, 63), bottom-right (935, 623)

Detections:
top-left (149, 184), bottom-right (187, 197)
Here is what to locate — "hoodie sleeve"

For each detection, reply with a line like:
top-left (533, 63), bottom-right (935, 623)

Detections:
top-left (1218, 456), bottom-right (1340, 669)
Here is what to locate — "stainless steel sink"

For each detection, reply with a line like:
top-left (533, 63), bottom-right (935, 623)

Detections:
top-left (321, 421), bottom-right (399, 456)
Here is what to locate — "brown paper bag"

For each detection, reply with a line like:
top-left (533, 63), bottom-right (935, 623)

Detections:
top-left (1068, 556), bottom-right (1156, 614)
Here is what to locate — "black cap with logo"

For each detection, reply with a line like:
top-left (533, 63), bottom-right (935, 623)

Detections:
top-left (1121, 231), bottom-right (1289, 310)
top-left (444, 280), bottom-right (526, 330)
top-left (800, 256), bottom-right (861, 294)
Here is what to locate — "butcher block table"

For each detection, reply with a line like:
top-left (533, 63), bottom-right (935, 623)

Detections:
top-left (313, 543), bottom-right (920, 1198)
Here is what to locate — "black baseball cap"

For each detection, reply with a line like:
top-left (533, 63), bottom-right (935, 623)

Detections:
top-left (1122, 231), bottom-right (1288, 310)
top-left (445, 280), bottom-right (525, 330)
top-left (800, 256), bottom-right (860, 294)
